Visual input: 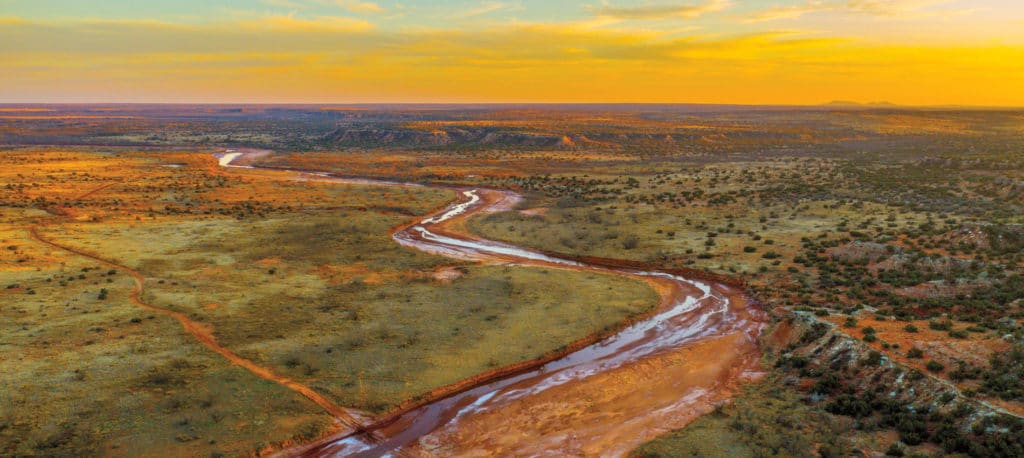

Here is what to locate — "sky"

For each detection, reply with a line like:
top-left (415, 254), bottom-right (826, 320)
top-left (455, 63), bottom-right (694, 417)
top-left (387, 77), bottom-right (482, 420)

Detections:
top-left (2, 0), bottom-right (1023, 105)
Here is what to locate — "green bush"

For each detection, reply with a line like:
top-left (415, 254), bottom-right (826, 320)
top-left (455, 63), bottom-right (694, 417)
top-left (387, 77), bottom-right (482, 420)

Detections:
top-left (948, 329), bottom-right (968, 339)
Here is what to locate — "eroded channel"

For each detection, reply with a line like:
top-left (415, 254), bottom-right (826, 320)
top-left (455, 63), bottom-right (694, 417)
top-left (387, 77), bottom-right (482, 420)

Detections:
top-left (218, 151), bottom-right (765, 457)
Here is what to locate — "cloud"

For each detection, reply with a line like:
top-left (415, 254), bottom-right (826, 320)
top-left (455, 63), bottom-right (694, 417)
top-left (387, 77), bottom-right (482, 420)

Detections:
top-left (845, 0), bottom-right (949, 16)
top-left (589, 0), bottom-right (731, 20)
top-left (452, 2), bottom-right (522, 20)
top-left (239, 14), bottom-right (375, 31)
top-left (261, 0), bottom-right (307, 9)
top-left (0, 15), bottom-right (376, 56)
top-left (745, 0), bottom-right (972, 22)
top-left (745, 1), bottom-right (831, 22)
top-left (260, 0), bottom-right (385, 14)
top-left (3, 13), bottom-right (1023, 106)
top-left (0, 15), bottom-right (829, 63)
top-left (845, 0), bottom-right (982, 20)
top-left (0, 16), bottom-right (30, 25)
top-left (331, 0), bottom-right (385, 14)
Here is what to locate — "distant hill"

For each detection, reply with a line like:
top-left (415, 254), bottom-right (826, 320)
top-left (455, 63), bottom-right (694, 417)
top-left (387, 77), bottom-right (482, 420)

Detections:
top-left (824, 100), bottom-right (900, 108)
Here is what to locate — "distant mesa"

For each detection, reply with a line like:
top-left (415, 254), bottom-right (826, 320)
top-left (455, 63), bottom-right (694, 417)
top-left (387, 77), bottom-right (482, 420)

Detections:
top-left (824, 100), bottom-right (900, 108)
top-left (324, 127), bottom-right (610, 149)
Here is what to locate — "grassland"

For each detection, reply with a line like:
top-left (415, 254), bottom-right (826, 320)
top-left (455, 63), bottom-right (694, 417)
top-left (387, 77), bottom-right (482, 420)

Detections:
top-left (0, 149), bottom-right (658, 455)
top-left (460, 158), bottom-right (1024, 455)
top-left (3, 106), bottom-right (1024, 456)
top-left (51, 213), bottom-right (655, 412)
top-left (1, 207), bottom-right (331, 456)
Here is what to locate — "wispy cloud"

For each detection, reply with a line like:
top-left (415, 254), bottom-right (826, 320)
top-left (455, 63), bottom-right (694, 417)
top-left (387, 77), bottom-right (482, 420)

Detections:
top-left (242, 14), bottom-right (375, 31)
top-left (845, 0), bottom-right (949, 16)
top-left (2, 5), bottom-right (1022, 105)
top-left (588, 0), bottom-right (731, 20)
top-left (331, 0), bottom-right (386, 14)
top-left (746, 0), bottom-right (973, 22)
top-left (745, 1), bottom-right (831, 22)
top-left (452, 2), bottom-right (522, 20)
top-left (261, 0), bottom-right (307, 9)
top-left (846, 0), bottom-right (981, 20)
top-left (260, 0), bottom-right (386, 14)
top-left (0, 16), bottom-right (30, 25)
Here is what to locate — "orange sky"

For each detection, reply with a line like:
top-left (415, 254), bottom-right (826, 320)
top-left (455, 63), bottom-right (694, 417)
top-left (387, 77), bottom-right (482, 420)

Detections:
top-left (1, 1), bottom-right (1023, 105)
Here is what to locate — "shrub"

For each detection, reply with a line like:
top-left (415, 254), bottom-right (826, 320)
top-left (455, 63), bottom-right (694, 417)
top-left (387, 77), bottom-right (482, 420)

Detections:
top-left (862, 350), bottom-right (883, 366)
top-left (812, 371), bottom-right (841, 395)
top-left (293, 418), bottom-right (328, 441)
top-left (622, 235), bottom-right (639, 250)
top-left (950, 362), bottom-right (981, 381)
top-left (895, 414), bottom-right (929, 445)
top-left (826, 394), bottom-right (873, 417)
top-left (907, 347), bottom-right (924, 358)
top-left (980, 344), bottom-right (1024, 400)
top-left (885, 442), bottom-right (906, 456)
top-left (926, 361), bottom-right (945, 372)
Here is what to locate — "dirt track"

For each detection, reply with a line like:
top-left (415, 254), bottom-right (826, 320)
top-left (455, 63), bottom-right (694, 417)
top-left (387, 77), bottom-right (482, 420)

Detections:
top-left (26, 226), bottom-right (366, 431)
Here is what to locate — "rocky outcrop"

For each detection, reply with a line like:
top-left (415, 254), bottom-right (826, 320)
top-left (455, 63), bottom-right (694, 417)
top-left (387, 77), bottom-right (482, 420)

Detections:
top-left (766, 312), bottom-right (1021, 424)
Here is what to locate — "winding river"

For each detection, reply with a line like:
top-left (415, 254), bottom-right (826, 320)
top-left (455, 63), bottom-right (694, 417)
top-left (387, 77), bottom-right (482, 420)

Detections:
top-left (218, 151), bottom-right (765, 457)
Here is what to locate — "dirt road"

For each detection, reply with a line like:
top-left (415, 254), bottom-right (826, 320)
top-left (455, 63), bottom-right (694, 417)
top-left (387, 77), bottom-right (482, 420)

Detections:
top-left (27, 226), bottom-right (367, 432)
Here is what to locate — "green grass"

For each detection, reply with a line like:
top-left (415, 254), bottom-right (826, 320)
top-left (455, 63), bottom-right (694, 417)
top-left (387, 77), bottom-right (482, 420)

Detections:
top-left (467, 192), bottom-right (921, 276)
top-left (54, 207), bottom-right (657, 413)
top-left (0, 211), bottom-right (328, 457)
top-left (3, 177), bottom-right (658, 455)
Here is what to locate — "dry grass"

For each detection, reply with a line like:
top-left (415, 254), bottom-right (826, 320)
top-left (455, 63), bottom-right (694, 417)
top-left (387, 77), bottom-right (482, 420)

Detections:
top-left (0, 149), bottom-right (658, 455)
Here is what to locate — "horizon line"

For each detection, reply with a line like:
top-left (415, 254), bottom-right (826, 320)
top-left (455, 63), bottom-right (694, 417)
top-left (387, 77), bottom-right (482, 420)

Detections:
top-left (2, 101), bottom-right (1023, 110)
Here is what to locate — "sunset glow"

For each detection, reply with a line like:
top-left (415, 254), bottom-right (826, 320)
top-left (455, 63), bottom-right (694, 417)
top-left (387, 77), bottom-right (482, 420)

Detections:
top-left (2, 0), bottom-right (1024, 105)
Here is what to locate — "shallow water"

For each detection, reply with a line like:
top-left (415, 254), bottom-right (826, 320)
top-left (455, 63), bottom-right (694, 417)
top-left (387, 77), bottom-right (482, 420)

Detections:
top-left (218, 152), bottom-right (763, 457)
